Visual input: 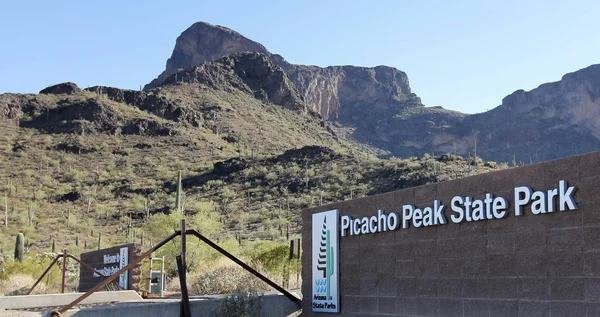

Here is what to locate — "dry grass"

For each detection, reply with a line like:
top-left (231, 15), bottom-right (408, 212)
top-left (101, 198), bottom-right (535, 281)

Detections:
top-left (0, 274), bottom-right (48, 295)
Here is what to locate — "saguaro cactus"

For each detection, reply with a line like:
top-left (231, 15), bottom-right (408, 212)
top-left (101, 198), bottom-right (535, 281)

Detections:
top-left (144, 199), bottom-right (150, 220)
top-left (14, 233), bottom-right (24, 262)
top-left (175, 171), bottom-right (183, 215)
top-left (28, 203), bottom-right (33, 227)
top-left (4, 192), bottom-right (7, 227)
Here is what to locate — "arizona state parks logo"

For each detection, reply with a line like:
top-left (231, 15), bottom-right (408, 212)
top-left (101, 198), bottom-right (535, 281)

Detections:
top-left (316, 216), bottom-right (333, 297)
top-left (312, 210), bottom-right (340, 313)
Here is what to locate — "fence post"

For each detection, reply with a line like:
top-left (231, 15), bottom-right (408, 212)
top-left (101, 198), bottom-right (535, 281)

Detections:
top-left (61, 249), bottom-right (68, 293)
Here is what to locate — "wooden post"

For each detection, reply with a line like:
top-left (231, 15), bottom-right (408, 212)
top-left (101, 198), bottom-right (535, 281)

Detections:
top-left (61, 249), bottom-right (68, 293)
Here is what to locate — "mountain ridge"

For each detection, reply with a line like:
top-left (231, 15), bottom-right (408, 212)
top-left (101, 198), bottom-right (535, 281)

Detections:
top-left (145, 21), bottom-right (600, 163)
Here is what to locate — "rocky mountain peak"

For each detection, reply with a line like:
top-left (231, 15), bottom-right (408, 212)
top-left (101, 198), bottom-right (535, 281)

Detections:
top-left (146, 21), bottom-right (419, 122)
top-left (145, 21), bottom-right (271, 90)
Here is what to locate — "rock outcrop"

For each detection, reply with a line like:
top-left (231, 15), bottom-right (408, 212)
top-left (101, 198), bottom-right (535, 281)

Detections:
top-left (158, 52), bottom-right (306, 112)
top-left (84, 86), bottom-right (203, 127)
top-left (40, 82), bottom-right (81, 95)
top-left (18, 97), bottom-right (178, 136)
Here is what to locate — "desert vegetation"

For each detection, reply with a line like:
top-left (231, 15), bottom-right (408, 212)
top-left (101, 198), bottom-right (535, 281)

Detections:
top-left (0, 80), bottom-right (507, 296)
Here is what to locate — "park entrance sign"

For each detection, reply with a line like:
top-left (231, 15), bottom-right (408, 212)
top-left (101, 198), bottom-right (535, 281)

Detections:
top-left (302, 151), bottom-right (600, 316)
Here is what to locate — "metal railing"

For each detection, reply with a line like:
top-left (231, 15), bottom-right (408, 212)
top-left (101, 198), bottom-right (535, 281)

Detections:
top-left (57, 220), bottom-right (301, 315)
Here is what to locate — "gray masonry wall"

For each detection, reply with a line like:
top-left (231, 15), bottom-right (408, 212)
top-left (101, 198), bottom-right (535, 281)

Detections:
top-left (301, 151), bottom-right (600, 317)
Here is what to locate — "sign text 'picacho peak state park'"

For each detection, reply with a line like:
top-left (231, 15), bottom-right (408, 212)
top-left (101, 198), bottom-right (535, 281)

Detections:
top-left (341, 180), bottom-right (577, 236)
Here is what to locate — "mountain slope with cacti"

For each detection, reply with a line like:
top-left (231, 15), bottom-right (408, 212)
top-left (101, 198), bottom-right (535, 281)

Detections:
top-left (0, 43), bottom-right (516, 297)
top-left (0, 66), bottom-right (506, 262)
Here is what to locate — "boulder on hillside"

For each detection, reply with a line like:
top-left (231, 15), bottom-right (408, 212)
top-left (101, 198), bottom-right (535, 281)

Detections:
top-left (39, 82), bottom-right (81, 95)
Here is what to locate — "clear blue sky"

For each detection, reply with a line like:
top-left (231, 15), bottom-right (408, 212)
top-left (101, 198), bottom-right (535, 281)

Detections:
top-left (1, 0), bottom-right (598, 114)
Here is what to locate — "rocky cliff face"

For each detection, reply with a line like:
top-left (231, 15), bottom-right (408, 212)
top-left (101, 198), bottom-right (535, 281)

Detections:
top-left (280, 63), bottom-right (413, 121)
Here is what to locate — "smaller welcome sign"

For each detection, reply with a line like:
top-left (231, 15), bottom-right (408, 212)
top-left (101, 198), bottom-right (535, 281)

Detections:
top-left (79, 243), bottom-right (135, 292)
top-left (311, 209), bottom-right (340, 313)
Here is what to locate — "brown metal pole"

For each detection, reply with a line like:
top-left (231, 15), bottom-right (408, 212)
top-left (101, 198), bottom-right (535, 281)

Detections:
top-left (180, 219), bottom-right (189, 317)
top-left (59, 231), bottom-right (180, 314)
top-left (188, 229), bottom-right (301, 305)
top-left (67, 254), bottom-right (125, 290)
top-left (27, 255), bottom-right (61, 295)
top-left (61, 249), bottom-right (68, 293)
top-left (177, 255), bottom-right (192, 317)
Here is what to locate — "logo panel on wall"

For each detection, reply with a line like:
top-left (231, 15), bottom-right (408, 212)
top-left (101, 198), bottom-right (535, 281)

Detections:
top-left (312, 209), bottom-right (340, 313)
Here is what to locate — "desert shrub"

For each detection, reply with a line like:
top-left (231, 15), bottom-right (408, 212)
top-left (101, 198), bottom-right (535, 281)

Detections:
top-left (247, 241), bottom-right (301, 284)
top-left (264, 172), bottom-right (277, 183)
top-left (0, 256), bottom-right (61, 295)
top-left (212, 291), bottom-right (263, 317)
top-left (190, 261), bottom-right (277, 295)
top-left (62, 169), bottom-right (81, 183)
top-left (405, 161), bottom-right (422, 171)
top-left (248, 242), bottom-right (291, 273)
